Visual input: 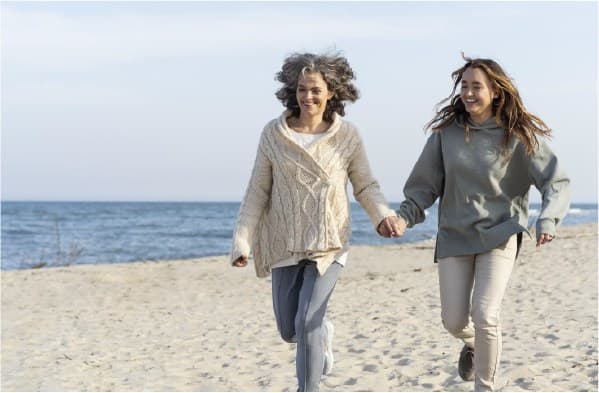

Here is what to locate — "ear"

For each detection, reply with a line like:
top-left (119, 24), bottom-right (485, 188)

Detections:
top-left (327, 90), bottom-right (334, 100)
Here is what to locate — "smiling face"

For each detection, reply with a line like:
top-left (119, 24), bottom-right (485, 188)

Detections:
top-left (296, 71), bottom-right (334, 119)
top-left (460, 66), bottom-right (498, 124)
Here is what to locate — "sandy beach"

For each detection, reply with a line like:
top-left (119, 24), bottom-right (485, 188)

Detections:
top-left (1, 223), bottom-right (597, 392)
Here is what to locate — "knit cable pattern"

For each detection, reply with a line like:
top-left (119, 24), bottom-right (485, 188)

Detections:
top-left (231, 112), bottom-right (395, 277)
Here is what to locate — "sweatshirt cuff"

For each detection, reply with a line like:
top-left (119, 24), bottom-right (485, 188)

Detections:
top-left (536, 218), bottom-right (556, 237)
top-left (395, 210), bottom-right (412, 228)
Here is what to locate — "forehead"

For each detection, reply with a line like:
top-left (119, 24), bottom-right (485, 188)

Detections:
top-left (297, 71), bottom-right (327, 86)
top-left (462, 67), bottom-right (491, 84)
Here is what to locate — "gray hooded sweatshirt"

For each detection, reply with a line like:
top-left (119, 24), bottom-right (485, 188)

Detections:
top-left (398, 118), bottom-right (571, 260)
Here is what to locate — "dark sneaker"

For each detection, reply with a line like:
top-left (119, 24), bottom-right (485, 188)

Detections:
top-left (458, 345), bottom-right (475, 381)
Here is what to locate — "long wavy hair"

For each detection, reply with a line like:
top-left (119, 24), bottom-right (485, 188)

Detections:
top-left (275, 52), bottom-right (359, 122)
top-left (426, 55), bottom-right (551, 154)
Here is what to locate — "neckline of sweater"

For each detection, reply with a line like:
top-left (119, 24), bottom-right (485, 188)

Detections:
top-left (278, 110), bottom-right (343, 145)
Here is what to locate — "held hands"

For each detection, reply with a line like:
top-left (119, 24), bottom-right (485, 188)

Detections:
top-left (536, 233), bottom-right (554, 247)
top-left (377, 215), bottom-right (407, 238)
top-left (233, 256), bottom-right (248, 267)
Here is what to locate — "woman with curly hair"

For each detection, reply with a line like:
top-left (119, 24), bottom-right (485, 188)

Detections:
top-left (396, 55), bottom-right (570, 391)
top-left (230, 52), bottom-right (404, 391)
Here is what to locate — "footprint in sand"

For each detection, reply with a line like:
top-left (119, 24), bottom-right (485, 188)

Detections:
top-left (396, 358), bottom-right (412, 366)
top-left (514, 377), bottom-right (535, 389)
top-left (362, 364), bottom-right (378, 373)
top-left (544, 333), bottom-right (559, 342)
top-left (348, 348), bottom-right (366, 353)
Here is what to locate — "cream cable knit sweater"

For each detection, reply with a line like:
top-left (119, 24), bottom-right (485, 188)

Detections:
top-left (230, 111), bottom-right (395, 277)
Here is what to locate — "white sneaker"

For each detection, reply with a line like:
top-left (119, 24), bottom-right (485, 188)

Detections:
top-left (323, 320), bottom-right (335, 375)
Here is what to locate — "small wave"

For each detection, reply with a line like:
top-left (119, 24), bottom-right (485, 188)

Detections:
top-left (531, 208), bottom-right (592, 216)
top-left (2, 229), bottom-right (37, 236)
top-left (151, 230), bottom-right (233, 239)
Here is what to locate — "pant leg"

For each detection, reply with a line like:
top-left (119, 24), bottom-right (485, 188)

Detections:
top-left (471, 235), bottom-right (517, 392)
top-left (437, 255), bottom-right (476, 349)
top-left (295, 261), bottom-right (342, 392)
top-left (272, 264), bottom-right (304, 343)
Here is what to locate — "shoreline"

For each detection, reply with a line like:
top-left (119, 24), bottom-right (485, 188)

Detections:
top-left (1, 223), bottom-right (597, 391)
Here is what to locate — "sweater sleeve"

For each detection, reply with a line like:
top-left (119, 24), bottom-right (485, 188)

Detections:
top-left (527, 138), bottom-right (571, 237)
top-left (347, 133), bottom-right (395, 229)
top-left (397, 132), bottom-right (444, 228)
top-left (230, 132), bottom-right (273, 265)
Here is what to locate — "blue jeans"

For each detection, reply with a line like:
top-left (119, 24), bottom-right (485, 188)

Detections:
top-left (271, 260), bottom-right (342, 392)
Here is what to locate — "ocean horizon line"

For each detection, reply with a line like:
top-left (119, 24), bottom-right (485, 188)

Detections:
top-left (2, 200), bottom-right (598, 206)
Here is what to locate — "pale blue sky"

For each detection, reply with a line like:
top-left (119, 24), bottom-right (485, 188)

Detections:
top-left (2, 1), bottom-right (597, 202)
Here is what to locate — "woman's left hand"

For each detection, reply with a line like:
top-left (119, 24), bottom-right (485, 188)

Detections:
top-left (536, 233), bottom-right (554, 247)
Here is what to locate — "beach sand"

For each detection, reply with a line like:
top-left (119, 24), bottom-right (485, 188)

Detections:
top-left (2, 223), bottom-right (597, 391)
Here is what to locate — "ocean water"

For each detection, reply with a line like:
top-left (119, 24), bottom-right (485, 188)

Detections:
top-left (1, 201), bottom-right (596, 270)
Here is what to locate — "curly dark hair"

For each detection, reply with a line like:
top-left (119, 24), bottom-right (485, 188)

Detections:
top-left (275, 52), bottom-right (360, 122)
top-left (426, 56), bottom-right (551, 155)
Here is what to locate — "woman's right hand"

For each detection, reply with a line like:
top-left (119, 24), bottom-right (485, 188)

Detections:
top-left (233, 256), bottom-right (248, 267)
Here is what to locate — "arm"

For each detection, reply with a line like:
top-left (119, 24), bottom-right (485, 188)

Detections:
top-left (230, 134), bottom-right (273, 266)
top-left (397, 132), bottom-right (444, 228)
top-left (347, 134), bottom-right (397, 234)
top-left (527, 138), bottom-right (571, 244)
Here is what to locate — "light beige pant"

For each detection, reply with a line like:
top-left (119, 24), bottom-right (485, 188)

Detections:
top-left (437, 235), bottom-right (517, 392)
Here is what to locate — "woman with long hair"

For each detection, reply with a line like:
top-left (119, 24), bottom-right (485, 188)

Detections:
top-left (230, 51), bottom-right (403, 391)
top-left (396, 54), bottom-right (570, 391)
